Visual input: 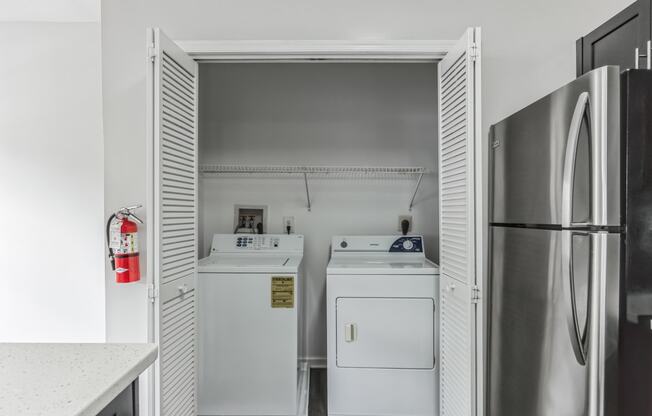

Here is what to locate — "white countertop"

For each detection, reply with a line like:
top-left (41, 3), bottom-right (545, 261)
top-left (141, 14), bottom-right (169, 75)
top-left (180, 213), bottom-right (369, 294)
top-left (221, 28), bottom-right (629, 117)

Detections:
top-left (0, 343), bottom-right (158, 416)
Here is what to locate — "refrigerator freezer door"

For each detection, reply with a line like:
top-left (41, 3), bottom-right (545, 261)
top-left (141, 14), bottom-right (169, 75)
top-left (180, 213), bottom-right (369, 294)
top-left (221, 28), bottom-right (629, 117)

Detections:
top-left (489, 226), bottom-right (590, 416)
top-left (491, 66), bottom-right (620, 227)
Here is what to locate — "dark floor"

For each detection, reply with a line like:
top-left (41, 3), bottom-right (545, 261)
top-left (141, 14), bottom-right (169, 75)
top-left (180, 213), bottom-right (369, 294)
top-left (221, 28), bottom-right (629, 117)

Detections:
top-left (308, 368), bottom-right (327, 416)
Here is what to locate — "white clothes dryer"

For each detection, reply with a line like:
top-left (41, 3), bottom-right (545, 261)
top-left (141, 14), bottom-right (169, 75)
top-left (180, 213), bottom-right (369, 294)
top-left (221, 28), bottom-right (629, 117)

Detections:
top-left (326, 235), bottom-right (440, 416)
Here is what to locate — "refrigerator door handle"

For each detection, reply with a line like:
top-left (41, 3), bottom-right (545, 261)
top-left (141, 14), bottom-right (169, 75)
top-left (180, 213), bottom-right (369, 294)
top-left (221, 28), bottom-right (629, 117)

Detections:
top-left (586, 232), bottom-right (607, 416)
top-left (561, 92), bottom-right (591, 228)
top-left (562, 230), bottom-right (590, 365)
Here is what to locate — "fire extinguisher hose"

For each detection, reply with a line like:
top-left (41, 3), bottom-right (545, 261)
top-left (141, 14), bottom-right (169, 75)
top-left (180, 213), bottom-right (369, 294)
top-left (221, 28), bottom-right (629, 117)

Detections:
top-left (106, 213), bottom-right (117, 271)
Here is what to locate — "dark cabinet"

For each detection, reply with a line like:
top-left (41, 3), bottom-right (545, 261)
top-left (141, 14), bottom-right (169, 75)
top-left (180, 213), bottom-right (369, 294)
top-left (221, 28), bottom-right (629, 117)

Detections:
top-left (97, 380), bottom-right (139, 416)
top-left (576, 0), bottom-right (651, 76)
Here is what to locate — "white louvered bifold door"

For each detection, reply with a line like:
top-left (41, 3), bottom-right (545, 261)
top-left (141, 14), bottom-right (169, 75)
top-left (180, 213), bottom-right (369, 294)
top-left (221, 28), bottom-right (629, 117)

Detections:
top-left (438, 27), bottom-right (483, 416)
top-left (151, 27), bottom-right (198, 416)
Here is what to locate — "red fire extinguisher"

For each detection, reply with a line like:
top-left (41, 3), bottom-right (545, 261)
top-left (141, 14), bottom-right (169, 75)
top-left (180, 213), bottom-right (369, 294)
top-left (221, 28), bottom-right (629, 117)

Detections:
top-left (106, 205), bottom-right (143, 283)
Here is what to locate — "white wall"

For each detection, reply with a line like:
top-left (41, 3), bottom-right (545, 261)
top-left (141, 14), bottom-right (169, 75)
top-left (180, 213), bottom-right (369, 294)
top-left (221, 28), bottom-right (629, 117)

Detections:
top-left (198, 63), bottom-right (438, 360)
top-left (147, 0), bottom-right (633, 135)
top-left (0, 0), bottom-right (99, 22)
top-left (101, 4), bottom-right (154, 412)
top-left (101, 1), bottom-right (152, 345)
top-left (0, 22), bottom-right (104, 342)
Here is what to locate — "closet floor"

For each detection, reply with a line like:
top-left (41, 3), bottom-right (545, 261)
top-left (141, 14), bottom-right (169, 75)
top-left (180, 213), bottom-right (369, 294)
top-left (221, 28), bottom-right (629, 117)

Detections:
top-left (308, 368), bottom-right (327, 416)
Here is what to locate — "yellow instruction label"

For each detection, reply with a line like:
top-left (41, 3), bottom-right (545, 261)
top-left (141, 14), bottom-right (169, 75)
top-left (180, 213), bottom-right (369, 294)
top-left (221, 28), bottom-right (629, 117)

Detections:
top-left (271, 276), bottom-right (294, 308)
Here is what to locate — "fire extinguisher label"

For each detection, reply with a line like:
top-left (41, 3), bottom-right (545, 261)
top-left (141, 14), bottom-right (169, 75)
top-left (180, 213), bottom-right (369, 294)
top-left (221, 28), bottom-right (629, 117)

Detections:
top-left (109, 221), bottom-right (122, 249)
top-left (115, 233), bottom-right (139, 254)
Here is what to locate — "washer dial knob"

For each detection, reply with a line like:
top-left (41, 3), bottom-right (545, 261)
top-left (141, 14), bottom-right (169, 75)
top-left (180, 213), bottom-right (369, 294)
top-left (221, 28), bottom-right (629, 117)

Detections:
top-left (340, 241), bottom-right (348, 248)
top-left (402, 240), bottom-right (414, 251)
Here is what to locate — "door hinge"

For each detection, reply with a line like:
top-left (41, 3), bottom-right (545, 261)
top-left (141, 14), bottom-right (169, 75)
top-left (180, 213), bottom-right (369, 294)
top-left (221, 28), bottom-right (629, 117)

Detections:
top-left (471, 285), bottom-right (481, 304)
top-left (147, 45), bottom-right (157, 63)
top-left (147, 283), bottom-right (159, 302)
top-left (470, 42), bottom-right (480, 61)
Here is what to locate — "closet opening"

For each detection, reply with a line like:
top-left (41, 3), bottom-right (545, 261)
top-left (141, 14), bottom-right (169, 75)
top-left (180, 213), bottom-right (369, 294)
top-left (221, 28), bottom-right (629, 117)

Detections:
top-left (197, 62), bottom-right (439, 256)
top-left (148, 27), bottom-right (482, 416)
top-left (196, 61), bottom-right (439, 415)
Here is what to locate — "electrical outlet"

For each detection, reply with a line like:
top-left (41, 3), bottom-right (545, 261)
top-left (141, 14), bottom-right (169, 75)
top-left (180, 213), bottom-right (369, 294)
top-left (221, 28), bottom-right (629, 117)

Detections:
top-left (398, 215), bottom-right (413, 234)
top-left (283, 216), bottom-right (295, 234)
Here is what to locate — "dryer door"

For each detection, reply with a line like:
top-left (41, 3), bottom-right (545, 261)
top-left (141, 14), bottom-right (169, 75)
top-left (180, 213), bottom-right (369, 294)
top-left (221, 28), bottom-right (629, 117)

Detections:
top-left (336, 297), bottom-right (435, 369)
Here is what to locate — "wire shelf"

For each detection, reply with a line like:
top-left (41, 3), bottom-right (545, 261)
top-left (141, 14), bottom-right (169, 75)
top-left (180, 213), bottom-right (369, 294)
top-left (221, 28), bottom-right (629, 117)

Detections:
top-left (200, 164), bottom-right (432, 176)
top-left (199, 164), bottom-right (434, 212)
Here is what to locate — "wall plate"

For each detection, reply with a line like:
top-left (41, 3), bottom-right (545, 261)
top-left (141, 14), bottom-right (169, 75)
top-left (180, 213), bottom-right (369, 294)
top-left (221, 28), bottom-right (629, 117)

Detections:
top-left (283, 216), bottom-right (295, 234)
top-left (234, 204), bottom-right (268, 234)
top-left (398, 215), bottom-right (413, 233)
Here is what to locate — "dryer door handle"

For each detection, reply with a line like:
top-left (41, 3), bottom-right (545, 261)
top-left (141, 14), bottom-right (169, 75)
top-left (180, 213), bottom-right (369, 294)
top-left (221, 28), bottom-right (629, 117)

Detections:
top-left (344, 323), bottom-right (357, 342)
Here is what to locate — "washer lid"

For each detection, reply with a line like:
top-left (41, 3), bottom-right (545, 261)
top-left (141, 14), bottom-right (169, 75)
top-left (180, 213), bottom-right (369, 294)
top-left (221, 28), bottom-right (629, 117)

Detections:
top-left (327, 256), bottom-right (439, 275)
top-left (197, 254), bottom-right (301, 273)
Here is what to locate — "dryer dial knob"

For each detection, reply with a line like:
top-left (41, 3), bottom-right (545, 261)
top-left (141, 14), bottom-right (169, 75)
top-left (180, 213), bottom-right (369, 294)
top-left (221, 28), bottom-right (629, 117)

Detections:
top-left (402, 240), bottom-right (414, 250)
top-left (340, 241), bottom-right (348, 248)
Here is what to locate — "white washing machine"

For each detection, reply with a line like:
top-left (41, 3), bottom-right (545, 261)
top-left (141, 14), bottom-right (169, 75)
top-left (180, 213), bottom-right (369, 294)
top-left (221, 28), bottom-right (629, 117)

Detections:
top-left (326, 235), bottom-right (440, 416)
top-left (197, 234), bottom-right (307, 416)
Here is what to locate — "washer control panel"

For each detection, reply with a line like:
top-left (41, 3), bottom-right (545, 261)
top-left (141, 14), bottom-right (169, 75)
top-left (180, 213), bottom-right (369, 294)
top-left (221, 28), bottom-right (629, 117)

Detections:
top-left (210, 234), bottom-right (304, 253)
top-left (235, 235), bottom-right (280, 250)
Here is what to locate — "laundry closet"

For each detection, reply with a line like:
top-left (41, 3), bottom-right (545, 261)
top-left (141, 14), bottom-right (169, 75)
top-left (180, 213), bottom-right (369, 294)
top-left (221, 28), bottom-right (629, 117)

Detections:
top-left (148, 27), bottom-right (483, 416)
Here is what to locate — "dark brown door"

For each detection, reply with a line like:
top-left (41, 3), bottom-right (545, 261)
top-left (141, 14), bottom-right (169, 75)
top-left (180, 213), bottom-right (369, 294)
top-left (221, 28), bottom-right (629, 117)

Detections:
top-left (576, 0), bottom-right (651, 76)
top-left (96, 381), bottom-right (138, 416)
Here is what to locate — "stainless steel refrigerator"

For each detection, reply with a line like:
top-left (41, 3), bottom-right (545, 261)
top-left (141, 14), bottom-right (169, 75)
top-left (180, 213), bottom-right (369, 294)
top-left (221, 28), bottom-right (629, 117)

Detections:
top-left (488, 66), bottom-right (652, 416)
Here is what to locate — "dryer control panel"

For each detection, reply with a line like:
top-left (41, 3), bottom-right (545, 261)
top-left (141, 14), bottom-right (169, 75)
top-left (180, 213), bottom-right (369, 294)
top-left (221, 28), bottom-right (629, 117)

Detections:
top-left (389, 236), bottom-right (423, 253)
top-left (332, 236), bottom-right (424, 254)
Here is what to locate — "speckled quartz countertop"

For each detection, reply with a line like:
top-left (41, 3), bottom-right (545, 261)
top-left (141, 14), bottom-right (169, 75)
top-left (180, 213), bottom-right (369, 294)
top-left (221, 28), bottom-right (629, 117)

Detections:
top-left (0, 343), bottom-right (158, 416)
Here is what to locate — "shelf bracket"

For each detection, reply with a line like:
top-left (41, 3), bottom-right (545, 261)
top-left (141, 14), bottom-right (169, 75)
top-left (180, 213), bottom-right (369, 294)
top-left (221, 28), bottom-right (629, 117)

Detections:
top-left (303, 172), bottom-right (312, 212)
top-left (408, 172), bottom-right (424, 212)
